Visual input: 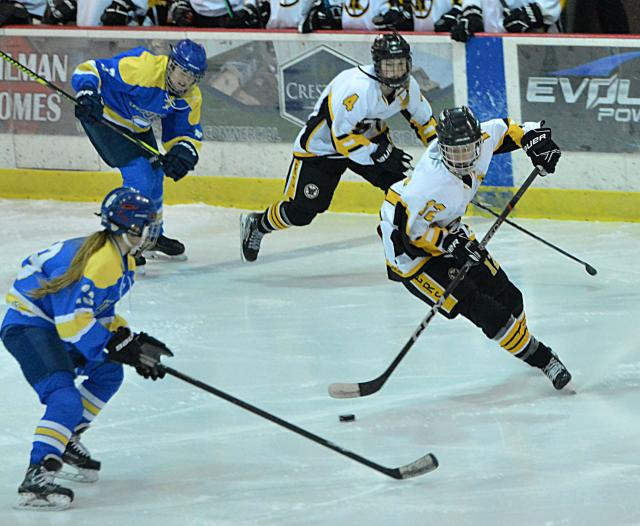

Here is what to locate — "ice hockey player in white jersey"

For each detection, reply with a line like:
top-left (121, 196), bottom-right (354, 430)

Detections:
top-left (451, 0), bottom-right (561, 42)
top-left (268, 0), bottom-right (313, 28)
top-left (380, 106), bottom-right (572, 390)
top-left (168, 0), bottom-right (270, 27)
top-left (240, 32), bottom-right (437, 263)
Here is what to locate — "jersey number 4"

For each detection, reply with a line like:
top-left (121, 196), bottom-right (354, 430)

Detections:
top-left (343, 94), bottom-right (359, 112)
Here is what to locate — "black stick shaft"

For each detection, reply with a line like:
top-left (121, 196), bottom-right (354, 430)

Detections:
top-left (0, 50), bottom-right (162, 159)
top-left (162, 366), bottom-right (436, 479)
top-left (471, 200), bottom-right (597, 274)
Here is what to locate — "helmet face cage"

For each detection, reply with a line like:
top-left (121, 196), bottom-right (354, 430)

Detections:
top-left (439, 140), bottom-right (482, 177)
top-left (436, 106), bottom-right (483, 178)
top-left (166, 39), bottom-right (207, 97)
top-left (371, 33), bottom-right (412, 89)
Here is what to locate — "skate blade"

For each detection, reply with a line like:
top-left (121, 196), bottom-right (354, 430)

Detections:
top-left (561, 381), bottom-right (577, 395)
top-left (57, 467), bottom-right (99, 483)
top-left (15, 493), bottom-right (72, 511)
top-left (145, 251), bottom-right (188, 262)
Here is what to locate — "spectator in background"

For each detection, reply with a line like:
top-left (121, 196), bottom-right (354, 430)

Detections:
top-left (0, 0), bottom-right (45, 25)
top-left (572, 0), bottom-right (629, 34)
top-left (450, 0), bottom-right (561, 42)
top-left (167, 0), bottom-right (270, 28)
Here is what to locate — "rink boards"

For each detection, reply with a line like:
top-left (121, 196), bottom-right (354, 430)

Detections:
top-left (0, 28), bottom-right (638, 222)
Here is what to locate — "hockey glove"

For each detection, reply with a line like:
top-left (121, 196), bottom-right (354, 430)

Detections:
top-left (100, 0), bottom-right (139, 25)
top-left (299, 0), bottom-right (342, 33)
top-left (74, 88), bottom-right (103, 124)
top-left (434, 4), bottom-right (461, 32)
top-left (0, 1), bottom-right (32, 26)
top-left (521, 127), bottom-right (560, 175)
top-left (441, 232), bottom-right (487, 266)
top-left (372, 0), bottom-right (413, 31)
top-left (163, 141), bottom-right (199, 181)
top-left (167, 0), bottom-right (194, 25)
top-left (372, 140), bottom-right (413, 176)
top-left (228, 1), bottom-right (270, 28)
top-left (106, 328), bottom-right (173, 381)
top-left (450, 5), bottom-right (483, 43)
top-left (43, 0), bottom-right (77, 24)
top-left (503, 2), bottom-right (544, 32)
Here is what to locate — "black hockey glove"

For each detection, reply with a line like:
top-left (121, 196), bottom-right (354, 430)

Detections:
top-left (434, 4), bottom-right (461, 32)
top-left (163, 141), bottom-right (199, 181)
top-left (372, 0), bottom-right (413, 31)
top-left (0, 1), bottom-right (32, 26)
top-left (521, 127), bottom-right (560, 175)
top-left (106, 327), bottom-right (173, 381)
top-left (228, 1), bottom-right (270, 28)
top-left (75, 88), bottom-right (103, 124)
top-left (167, 0), bottom-right (194, 25)
top-left (372, 140), bottom-right (413, 176)
top-left (299, 0), bottom-right (342, 33)
top-left (100, 0), bottom-right (139, 25)
top-left (503, 2), bottom-right (544, 32)
top-left (441, 231), bottom-right (487, 266)
top-left (451, 5), bottom-right (483, 43)
top-left (43, 0), bottom-right (77, 24)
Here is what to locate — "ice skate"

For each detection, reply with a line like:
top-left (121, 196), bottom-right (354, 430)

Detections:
top-left (146, 234), bottom-right (188, 262)
top-left (542, 350), bottom-right (572, 391)
top-left (15, 456), bottom-right (74, 511)
top-left (58, 427), bottom-right (101, 483)
top-left (240, 212), bottom-right (265, 262)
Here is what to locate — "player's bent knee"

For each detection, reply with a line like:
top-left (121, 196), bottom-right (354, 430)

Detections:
top-left (281, 202), bottom-right (318, 226)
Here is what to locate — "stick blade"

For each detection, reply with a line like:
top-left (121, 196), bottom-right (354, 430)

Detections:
top-left (391, 453), bottom-right (439, 480)
top-left (328, 382), bottom-right (362, 399)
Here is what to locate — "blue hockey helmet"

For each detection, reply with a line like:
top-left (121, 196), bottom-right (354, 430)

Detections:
top-left (166, 39), bottom-right (207, 97)
top-left (100, 187), bottom-right (160, 251)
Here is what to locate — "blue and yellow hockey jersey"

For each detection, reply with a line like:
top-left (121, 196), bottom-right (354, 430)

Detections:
top-left (71, 47), bottom-right (203, 152)
top-left (2, 237), bottom-right (135, 363)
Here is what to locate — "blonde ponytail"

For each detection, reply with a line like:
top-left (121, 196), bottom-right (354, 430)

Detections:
top-left (29, 231), bottom-right (112, 299)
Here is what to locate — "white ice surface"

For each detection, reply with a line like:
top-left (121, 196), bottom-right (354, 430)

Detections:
top-left (0, 199), bottom-right (639, 526)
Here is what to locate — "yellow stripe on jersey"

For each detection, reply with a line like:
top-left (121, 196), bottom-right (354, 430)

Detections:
top-left (56, 310), bottom-right (95, 342)
top-left (83, 240), bottom-right (124, 289)
top-left (74, 61), bottom-right (101, 90)
top-left (333, 133), bottom-right (371, 156)
top-left (103, 105), bottom-right (150, 133)
top-left (409, 116), bottom-right (437, 146)
top-left (493, 118), bottom-right (525, 152)
top-left (119, 52), bottom-right (167, 90)
top-left (163, 135), bottom-right (202, 152)
top-left (412, 226), bottom-right (446, 256)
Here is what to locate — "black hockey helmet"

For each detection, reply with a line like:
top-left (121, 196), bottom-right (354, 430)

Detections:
top-left (436, 106), bottom-right (483, 178)
top-left (371, 32), bottom-right (412, 89)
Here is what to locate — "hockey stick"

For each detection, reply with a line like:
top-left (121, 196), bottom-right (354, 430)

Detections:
top-left (0, 50), bottom-right (163, 160)
top-left (329, 166), bottom-right (543, 399)
top-left (161, 365), bottom-right (438, 480)
top-left (471, 200), bottom-right (597, 276)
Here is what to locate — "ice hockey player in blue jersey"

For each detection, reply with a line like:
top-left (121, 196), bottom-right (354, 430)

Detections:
top-left (71, 39), bottom-right (207, 266)
top-left (1, 187), bottom-right (174, 511)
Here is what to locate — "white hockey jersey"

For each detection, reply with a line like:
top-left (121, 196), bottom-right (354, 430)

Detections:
top-left (380, 118), bottom-right (540, 278)
top-left (77, 0), bottom-right (148, 26)
top-left (413, 0), bottom-right (457, 32)
top-left (267, 0), bottom-right (314, 28)
top-left (293, 65), bottom-right (436, 165)
top-left (341, 0), bottom-right (388, 30)
top-left (21, 0), bottom-right (45, 17)
top-left (461, 0), bottom-right (560, 32)
top-left (190, 0), bottom-right (252, 17)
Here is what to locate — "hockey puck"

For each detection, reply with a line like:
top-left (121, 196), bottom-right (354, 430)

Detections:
top-left (339, 414), bottom-right (356, 422)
